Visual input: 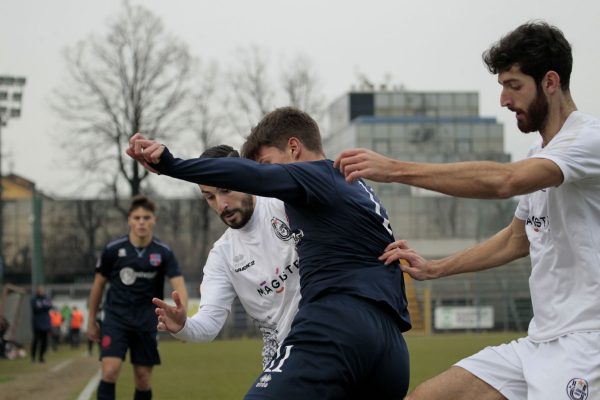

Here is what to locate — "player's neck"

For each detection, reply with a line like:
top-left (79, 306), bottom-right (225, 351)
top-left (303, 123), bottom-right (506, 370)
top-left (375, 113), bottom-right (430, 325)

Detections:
top-left (129, 233), bottom-right (152, 248)
top-left (297, 150), bottom-right (326, 162)
top-left (540, 94), bottom-right (577, 146)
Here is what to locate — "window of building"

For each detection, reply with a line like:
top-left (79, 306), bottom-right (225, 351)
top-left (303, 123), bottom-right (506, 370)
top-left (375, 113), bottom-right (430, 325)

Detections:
top-left (392, 93), bottom-right (405, 108)
top-left (0, 91), bottom-right (7, 100)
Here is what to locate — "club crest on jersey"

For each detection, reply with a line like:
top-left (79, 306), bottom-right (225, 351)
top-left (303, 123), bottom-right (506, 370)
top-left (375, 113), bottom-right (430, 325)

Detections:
top-left (149, 253), bottom-right (162, 267)
top-left (566, 378), bottom-right (589, 400)
top-left (271, 217), bottom-right (292, 241)
top-left (118, 248), bottom-right (127, 257)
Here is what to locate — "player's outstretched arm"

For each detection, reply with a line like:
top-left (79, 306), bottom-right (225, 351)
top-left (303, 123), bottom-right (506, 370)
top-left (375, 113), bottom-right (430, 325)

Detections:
top-left (153, 291), bottom-right (187, 334)
top-left (335, 148), bottom-right (563, 199)
top-left (382, 218), bottom-right (530, 280)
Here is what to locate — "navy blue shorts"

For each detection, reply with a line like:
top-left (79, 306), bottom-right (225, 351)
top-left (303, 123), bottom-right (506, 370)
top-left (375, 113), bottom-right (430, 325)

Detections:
top-left (245, 293), bottom-right (409, 400)
top-left (100, 319), bottom-right (161, 366)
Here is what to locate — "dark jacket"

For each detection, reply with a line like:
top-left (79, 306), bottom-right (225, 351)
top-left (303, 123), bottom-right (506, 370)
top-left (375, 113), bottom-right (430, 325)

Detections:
top-left (31, 295), bottom-right (52, 331)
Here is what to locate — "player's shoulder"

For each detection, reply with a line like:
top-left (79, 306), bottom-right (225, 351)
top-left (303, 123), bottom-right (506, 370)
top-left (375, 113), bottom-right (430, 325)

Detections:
top-left (151, 237), bottom-right (174, 253)
top-left (104, 235), bottom-right (129, 252)
top-left (257, 196), bottom-right (285, 212)
top-left (561, 111), bottom-right (600, 139)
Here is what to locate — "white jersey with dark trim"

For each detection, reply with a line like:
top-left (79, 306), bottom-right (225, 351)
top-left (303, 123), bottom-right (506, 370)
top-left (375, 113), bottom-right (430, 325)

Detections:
top-left (515, 111), bottom-right (600, 341)
top-left (175, 196), bottom-right (300, 359)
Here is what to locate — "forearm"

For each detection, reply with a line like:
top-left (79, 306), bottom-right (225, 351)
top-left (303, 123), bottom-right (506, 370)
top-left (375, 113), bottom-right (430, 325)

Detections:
top-left (391, 160), bottom-right (515, 199)
top-left (431, 224), bottom-right (529, 278)
top-left (170, 276), bottom-right (188, 309)
top-left (87, 279), bottom-right (104, 322)
top-left (172, 305), bottom-right (228, 342)
top-left (154, 148), bottom-right (302, 202)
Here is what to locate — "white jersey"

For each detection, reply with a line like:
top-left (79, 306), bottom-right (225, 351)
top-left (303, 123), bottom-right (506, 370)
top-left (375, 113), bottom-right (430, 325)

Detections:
top-left (173, 196), bottom-right (301, 365)
top-left (515, 111), bottom-right (600, 341)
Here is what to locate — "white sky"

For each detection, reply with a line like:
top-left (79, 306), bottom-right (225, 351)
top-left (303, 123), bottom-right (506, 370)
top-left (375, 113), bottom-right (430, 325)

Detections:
top-left (2, 0), bottom-right (600, 197)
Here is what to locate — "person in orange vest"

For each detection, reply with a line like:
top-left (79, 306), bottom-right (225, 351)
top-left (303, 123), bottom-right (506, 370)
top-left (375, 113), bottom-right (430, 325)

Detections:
top-left (49, 307), bottom-right (63, 351)
top-left (69, 306), bottom-right (84, 348)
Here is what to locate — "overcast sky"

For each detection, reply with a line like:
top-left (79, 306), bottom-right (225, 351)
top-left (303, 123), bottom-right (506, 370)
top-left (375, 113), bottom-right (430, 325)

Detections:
top-left (2, 0), bottom-right (599, 197)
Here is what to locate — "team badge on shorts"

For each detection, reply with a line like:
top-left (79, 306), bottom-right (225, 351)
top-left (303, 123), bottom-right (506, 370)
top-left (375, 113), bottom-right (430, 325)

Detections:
top-left (101, 335), bottom-right (112, 349)
top-left (566, 378), bottom-right (589, 400)
top-left (149, 253), bottom-right (162, 266)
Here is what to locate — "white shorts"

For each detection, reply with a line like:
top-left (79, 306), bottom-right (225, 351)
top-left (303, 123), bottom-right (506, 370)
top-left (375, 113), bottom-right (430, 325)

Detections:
top-left (455, 332), bottom-right (600, 400)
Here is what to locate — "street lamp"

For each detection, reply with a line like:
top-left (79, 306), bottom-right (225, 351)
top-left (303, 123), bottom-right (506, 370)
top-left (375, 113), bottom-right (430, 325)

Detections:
top-left (0, 75), bottom-right (27, 288)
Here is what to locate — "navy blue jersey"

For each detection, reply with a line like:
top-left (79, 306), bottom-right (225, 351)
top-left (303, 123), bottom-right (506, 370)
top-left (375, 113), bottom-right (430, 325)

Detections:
top-left (155, 149), bottom-right (411, 331)
top-left (31, 295), bottom-right (52, 331)
top-left (97, 235), bottom-right (182, 329)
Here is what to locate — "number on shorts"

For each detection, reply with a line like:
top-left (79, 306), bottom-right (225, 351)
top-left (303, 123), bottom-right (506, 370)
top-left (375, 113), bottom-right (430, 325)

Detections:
top-left (264, 345), bottom-right (293, 373)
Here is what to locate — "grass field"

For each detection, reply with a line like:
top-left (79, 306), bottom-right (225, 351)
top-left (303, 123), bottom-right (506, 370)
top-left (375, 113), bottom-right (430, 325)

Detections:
top-left (0, 332), bottom-right (524, 399)
top-left (99, 331), bottom-right (524, 399)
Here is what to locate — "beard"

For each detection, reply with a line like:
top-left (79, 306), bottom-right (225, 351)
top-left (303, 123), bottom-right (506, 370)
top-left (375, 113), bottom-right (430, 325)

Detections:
top-left (516, 86), bottom-right (549, 133)
top-left (219, 195), bottom-right (254, 229)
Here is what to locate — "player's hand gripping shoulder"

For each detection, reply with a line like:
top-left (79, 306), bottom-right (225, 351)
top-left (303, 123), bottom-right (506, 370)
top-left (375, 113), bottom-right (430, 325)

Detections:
top-left (334, 148), bottom-right (398, 183)
top-left (380, 240), bottom-right (437, 281)
top-left (152, 290), bottom-right (187, 334)
top-left (126, 132), bottom-right (166, 174)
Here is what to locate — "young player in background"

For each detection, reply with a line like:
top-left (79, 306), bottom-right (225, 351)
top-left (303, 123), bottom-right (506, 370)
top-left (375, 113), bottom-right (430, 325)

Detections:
top-left (87, 195), bottom-right (188, 400)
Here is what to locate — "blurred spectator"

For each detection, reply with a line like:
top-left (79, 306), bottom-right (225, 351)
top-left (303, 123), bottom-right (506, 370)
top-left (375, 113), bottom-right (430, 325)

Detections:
top-left (0, 315), bottom-right (9, 358)
top-left (60, 304), bottom-right (71, 334)
top-left (49, 307), bottom-right (63, 351)
top-left (30, 286), bottom-right (52, 363)
top-left (69, 306), bottom-right (84, 348)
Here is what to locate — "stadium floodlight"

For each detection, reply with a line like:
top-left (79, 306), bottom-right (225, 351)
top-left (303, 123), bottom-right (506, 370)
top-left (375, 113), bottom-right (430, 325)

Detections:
top-left (0, 75), bottom-right (27, 288)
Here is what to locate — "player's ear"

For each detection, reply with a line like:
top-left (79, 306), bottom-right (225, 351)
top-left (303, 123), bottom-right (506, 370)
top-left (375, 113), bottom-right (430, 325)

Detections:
top-left (543, 71), bottom-right (561, 95)
top-left (288, 137), bottom-right (301, 160)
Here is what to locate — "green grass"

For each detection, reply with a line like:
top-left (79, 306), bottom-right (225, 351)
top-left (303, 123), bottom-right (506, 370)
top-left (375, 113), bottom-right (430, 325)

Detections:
top-left (111, 337), bottom-right (264, 400)
top-left (111, 332), bottom-right (523, 398)
top-left (1, 332), bottom-right (525, 399)
top-left (406, 331), bottom-right (522, 389)
top-left (0, 345), bottom-right (86, 383)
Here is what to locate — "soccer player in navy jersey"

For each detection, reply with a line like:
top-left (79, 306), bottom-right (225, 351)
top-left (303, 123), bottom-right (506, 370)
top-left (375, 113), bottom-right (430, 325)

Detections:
top-left (87, 195), bottom-right (188, 400)
top-left (127, 107), bottom-right (411, 399)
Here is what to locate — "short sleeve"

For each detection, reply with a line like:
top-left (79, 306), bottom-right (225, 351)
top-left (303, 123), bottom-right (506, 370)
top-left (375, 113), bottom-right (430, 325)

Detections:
top-left (164, 249), bottom-right (182, 278)
top-left (96, 247), bottom-right (114, 278)
top-left (532, 118), bottom-right (600, 184)
top-left (514, 195), bottom-right (529, 221)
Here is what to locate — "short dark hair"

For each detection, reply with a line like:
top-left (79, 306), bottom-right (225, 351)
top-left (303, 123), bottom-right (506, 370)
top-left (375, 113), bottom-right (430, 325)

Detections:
top-left (482, 21), bottom-right (572, 90)
top-left (128, 195), bottom-right (156, 215)
top-left (200, 145), bottom-right (240, 158)
top-left (241, 107), bottom-right (323, 160)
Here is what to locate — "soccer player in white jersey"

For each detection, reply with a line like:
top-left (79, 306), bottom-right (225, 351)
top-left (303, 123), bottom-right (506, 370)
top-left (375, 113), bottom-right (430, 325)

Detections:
top-left (335, 21), bottom-right (600, 400)
top-left (152, 145), bottom-right (301, 368)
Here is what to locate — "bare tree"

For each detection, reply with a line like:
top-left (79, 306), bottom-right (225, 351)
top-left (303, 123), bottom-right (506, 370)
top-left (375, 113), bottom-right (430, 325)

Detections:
top-left (192, 62), bottom-right (226, 151)
top-left (226, 45), bottom-right (275, 137)
top-left (188, 62), bottom-right (227, 266)
top-left (281, 54), bottom-right (325, 120)
top-left (42, 199), bottom-right (115, 281)
top-left (53, 1), bottom-right (194, 198)
top-left (226, 46), bottom-right (325, 137)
